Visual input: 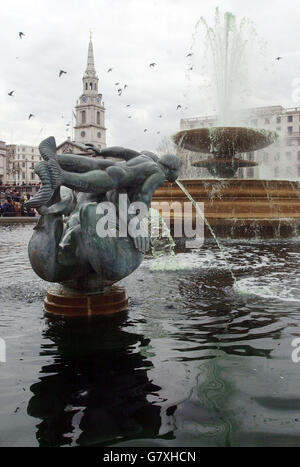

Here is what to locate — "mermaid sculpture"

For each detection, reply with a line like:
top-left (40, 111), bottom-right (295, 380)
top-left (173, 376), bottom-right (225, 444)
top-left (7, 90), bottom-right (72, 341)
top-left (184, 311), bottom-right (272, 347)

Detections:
top-left (26, 137), bottom-right (181, 295)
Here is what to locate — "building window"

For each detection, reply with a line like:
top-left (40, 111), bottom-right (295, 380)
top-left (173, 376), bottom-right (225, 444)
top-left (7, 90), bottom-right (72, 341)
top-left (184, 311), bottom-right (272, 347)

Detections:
top-left (288, 115), bottom-right (293, 122)
top-left (274, 167), bottom-right (280, 177)
top-left (286, 167), bottom-right (293, 177)
top-left (276, 116), bottom-right (281, 124)
top-left (247, 168), bottom-right (254, 178)
top-left (298, 151), bottom-right (300, 161)
top-left (97, 112), bottom-right (100, 125)
top-left (97, 131), bottom-right (101, 138)
top-left (22, 147), bottom-right (25, 152)
top-left (263, 152), bottom-right (268, 163)
top-left (275, 152), bottom-right (280, 161)
top-left (81, 131), bottom-right (86, 137)
top-left (90, 82), bottom-right (93, 90)
top-left (94, 83), bottom-right (97, 90)
top-left (81, 111), bottom-right (86, 124)
top-left (264, 118), bottom-right (270, 124)
top-left (22, 155), bottom-right (25, 160)
top-left (288, 126), bottom-right (293, 134)
top-left (31, 173), bottom-right (35, 180)
top-left (248, 152), bottom-right (254, 161)
top-left (85, 83), bottom-right (88, 90)
top-left (276, 127), bottom-right (281, 132)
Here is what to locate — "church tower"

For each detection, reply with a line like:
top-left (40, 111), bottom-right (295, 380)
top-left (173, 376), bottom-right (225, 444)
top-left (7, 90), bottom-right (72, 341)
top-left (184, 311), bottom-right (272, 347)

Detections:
top-left (74, 34), bottom-right (106, 148)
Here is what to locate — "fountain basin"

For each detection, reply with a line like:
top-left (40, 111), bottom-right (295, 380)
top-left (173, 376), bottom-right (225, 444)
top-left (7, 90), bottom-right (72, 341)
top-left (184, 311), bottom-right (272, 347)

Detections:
top-left (152, 178), bottom-right (300, 239)
top-left (192, 157), bottom-right (258, 178)
top-left (173, 127), bottom-right (278, 156)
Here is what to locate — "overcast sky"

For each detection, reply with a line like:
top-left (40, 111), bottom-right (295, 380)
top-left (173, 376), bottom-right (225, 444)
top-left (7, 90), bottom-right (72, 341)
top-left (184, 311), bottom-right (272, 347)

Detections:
top-left (1, 0), bottom-right (300, 151)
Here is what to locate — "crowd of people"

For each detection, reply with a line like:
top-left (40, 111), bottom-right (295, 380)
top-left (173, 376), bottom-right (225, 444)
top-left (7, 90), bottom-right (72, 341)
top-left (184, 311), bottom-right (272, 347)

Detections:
top-left (0, 186), bottom-right (38, 217)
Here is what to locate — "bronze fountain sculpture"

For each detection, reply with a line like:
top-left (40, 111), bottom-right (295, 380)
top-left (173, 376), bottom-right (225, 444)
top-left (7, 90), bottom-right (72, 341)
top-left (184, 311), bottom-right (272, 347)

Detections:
top-left (26, 136), bottom-right (181, 316)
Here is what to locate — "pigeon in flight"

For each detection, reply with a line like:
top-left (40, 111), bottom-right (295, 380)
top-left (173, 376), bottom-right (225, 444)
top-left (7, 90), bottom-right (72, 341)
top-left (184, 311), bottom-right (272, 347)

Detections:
top-left (124, 84), bottom-right (128, 89)
top-left (107, 68), bottom-right (113, 72)
top-left (8, 91), bottom-right (14, 96)
top-left (176, 105), bottom-right (182, 110)
top-left (158, 114), bottom-right (162, 118)
top-left (156, 131), bottom-right (160, 134)
top-left (186, 53), bottom-right (193, 57)
top-left (128, 116), bottom-right (132, 119)
top-left (149, 63), bottom-right (157, 67)
top-left (19, 32), bottom-right (25, 39)
top-left (114, 82), bottom-right (120, 86)
top-left (117, 88), bottom-right (122, 95)
top-left (28, 114), bottom-right (34, 120)
top-left (275, 57), bottom-right (283, 61)
top-left (59, 70), bottom-right (67, 77)
top-left (144, 129), bottom-right (147, 132)
top-left (189, 67), bottom-right (193, 71)
top-left (126, 104), bottom-right (131, 107)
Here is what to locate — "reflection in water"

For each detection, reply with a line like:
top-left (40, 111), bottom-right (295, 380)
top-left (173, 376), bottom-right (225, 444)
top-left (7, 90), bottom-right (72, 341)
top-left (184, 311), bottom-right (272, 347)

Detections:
top-left (27, 313), bottom-right (163, 447)
top-left (2, 227), bottom-right (300, 446)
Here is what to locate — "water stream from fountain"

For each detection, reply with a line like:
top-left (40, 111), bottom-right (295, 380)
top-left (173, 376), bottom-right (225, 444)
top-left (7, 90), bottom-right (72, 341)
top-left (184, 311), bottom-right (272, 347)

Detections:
top-left (175, 179), bottom-right (238, 284)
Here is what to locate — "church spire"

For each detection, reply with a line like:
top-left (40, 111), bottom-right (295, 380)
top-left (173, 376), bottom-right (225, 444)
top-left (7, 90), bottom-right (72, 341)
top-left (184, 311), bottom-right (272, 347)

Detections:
top-left (85, 34), bottom-right (97, 77)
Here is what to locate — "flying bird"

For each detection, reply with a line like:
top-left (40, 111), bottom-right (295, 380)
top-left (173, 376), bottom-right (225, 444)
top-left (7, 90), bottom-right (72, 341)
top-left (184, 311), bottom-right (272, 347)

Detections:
top-left (107, 68), bottom-right (113, 72)
top-left (8, 91), bottom-right (14, 96)
top-left (114, 82), bottom-right (120, 85)
top-left (158, 114), bottom-right (162, 118)
top-left (126, 104), bottom-right (131, 107)
top-left (149, 63), bottom-right (157, 67)
top-left (117, 88), bottom-right (122, 95)
top-left (28, 114), bottom-right (34, 120)
top-left (124, 84), bottom-right (128, 89)
top-left (186, 53), bottom-right (193, 57)
top-left (275, 57), bottom-right (283, 61)
top-left (156, 131), bottom-right (160, 134)
top-left (19, 32), bottom-right (25, 39)
top-left (189, 67), bottom-right (193, 71)
top-left (59, 70), bottom-right (67, 77)
top-left (128, 116), bottom-right (132, 118)
top-left (144, 129), bottom-right (147, 132)
top-left (176, 105), bottom-right (182, 110)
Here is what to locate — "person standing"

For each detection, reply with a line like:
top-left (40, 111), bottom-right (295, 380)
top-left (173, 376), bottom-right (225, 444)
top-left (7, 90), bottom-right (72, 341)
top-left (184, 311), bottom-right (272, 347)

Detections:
top-left (0, 197), bottom-right (15, 217)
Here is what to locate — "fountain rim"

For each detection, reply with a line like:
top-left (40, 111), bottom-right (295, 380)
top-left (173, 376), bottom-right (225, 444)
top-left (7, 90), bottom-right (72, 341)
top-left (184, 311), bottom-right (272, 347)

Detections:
top-left (173, 126), bottom-right (278, 155)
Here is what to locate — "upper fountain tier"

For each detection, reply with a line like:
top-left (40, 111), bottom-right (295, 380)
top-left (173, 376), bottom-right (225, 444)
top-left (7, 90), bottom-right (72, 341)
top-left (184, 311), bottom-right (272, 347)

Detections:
top-left (173, 127), bottom-right (278, 157)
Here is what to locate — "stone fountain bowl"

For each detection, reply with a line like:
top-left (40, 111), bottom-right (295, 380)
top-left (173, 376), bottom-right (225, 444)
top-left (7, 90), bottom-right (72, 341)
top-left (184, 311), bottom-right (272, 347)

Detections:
top-left (173, 127), bottom-right (278, 157)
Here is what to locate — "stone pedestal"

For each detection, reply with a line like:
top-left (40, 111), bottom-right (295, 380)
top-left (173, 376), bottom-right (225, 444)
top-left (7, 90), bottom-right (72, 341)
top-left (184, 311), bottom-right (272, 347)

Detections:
top-left (44, 284), bottom-right (128, 317)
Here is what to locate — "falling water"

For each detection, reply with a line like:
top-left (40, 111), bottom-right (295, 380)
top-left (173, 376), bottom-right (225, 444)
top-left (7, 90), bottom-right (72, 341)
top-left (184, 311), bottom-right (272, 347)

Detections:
top-left (175, 179), bottom-right (237, 284)
top-left (200, 8), bottom-right (257, 126)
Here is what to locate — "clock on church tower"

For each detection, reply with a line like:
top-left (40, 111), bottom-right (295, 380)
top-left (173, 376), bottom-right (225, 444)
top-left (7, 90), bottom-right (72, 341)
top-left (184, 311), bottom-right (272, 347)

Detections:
top-left (74, 36), bottom-right (106, 149)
